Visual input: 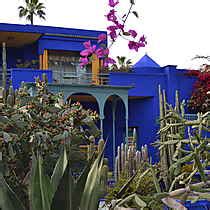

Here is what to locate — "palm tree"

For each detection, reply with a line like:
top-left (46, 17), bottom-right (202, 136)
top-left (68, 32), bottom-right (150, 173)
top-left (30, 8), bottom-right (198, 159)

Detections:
top-left (111, 56), bottom-right (133, 72)
top-left (18, 0), bottom-right (46, 25)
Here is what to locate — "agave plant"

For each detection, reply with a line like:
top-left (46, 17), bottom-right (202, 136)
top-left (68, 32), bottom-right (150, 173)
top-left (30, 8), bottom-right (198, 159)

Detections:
top-left (0, 140), bottom-right (106, 210)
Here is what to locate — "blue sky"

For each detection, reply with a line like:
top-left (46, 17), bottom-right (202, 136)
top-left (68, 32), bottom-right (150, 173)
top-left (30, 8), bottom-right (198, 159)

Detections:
top-left (0, 0), bottom-right (210, 69)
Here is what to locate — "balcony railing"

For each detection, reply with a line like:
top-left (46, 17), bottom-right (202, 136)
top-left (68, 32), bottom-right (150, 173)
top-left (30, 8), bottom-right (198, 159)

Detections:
top-left (0, 68), bottom-right (111, 89)
top-left (51, 71), bottom-right (109, 85)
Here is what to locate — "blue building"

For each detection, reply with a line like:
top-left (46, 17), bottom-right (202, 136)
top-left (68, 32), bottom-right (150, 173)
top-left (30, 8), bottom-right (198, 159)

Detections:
top-left (0, 23), bottom-right (196, 167)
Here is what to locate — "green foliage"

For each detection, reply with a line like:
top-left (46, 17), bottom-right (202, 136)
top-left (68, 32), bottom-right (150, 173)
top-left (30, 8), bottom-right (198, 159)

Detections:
top-left (18, 0), bottom-right (46, 24)
top-left (0, 76), bottom-right (100, 207)
top-left (106, 164), bottom-right (163, 209)
top-left (102, 56), bottom-right (133, 72)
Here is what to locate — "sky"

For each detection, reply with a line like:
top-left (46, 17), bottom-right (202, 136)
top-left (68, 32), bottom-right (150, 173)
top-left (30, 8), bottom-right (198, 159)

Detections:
top-left (0, 0), bottom-right (210, 69)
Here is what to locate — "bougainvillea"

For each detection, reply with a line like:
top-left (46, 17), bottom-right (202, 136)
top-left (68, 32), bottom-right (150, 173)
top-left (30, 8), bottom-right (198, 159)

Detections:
top-left (80, 0), bottom-right (146, 68)
top-left (187, 68), bottom-right (210, 113)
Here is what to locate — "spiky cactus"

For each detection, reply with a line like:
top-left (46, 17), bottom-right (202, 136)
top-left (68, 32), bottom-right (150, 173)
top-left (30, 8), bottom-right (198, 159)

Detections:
top-left (158, 85), bottom-right (210, 191)
top-left (114, 141), bottom-right (149, 182)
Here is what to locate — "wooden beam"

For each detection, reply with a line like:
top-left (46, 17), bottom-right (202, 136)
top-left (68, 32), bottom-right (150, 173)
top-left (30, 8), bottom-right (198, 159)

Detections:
top-left (92, 54), bottom-right (100, 85)
top-left (43, 49), bottom-right (48, 70)
top-left (39, 54), bottom-right (43, 69)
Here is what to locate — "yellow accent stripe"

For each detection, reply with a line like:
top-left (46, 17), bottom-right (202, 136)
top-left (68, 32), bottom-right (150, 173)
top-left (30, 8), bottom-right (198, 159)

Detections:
top-left (92, 54), bottom-right (100, 85)
top-left (39, 54), bottom-right (43, 69)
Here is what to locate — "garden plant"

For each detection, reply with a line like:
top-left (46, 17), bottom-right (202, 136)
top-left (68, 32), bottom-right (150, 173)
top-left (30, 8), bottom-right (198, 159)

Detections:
top-left (0, 75), bottom-right (108, 210)
top-left (104, 87), bottom-right (210, 210)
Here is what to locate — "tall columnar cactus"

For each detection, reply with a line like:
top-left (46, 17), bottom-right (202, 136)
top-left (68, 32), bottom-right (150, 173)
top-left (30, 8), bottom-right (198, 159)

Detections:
top-left (1, 42), bottom-right (8, 104)
top-left (114, 141), bottom-right (149, 182)
top-left (2, 42), bottom-right (7, 89)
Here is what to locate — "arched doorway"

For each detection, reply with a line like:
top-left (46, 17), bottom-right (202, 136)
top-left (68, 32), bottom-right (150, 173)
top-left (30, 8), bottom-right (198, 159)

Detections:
top-left (103, 95), bottom-right (127, 168)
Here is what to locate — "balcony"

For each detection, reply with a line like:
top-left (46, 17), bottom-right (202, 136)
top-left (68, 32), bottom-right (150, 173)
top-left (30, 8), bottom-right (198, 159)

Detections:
top-left (0, 68), bottom-right (110, 89)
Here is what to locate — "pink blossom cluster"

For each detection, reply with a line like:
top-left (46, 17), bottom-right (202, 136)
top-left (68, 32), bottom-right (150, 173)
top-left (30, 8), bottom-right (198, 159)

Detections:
top-left (106, 0), bottom-right (147, 51)
top-left (80, 34), bottom-right (116, 67)
top-left (80, 0), bottom-right (146, 68)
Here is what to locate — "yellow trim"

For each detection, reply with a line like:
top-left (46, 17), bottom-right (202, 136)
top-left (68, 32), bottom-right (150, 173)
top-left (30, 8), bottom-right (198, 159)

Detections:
top-left (92, 54), bottom-right (100, 85)
top-left (45, 50), bottom-right (48, 69)
top-left (42, 50), bottom-right (48, 70)
top-left (39, 54), bottom-right (43, 69)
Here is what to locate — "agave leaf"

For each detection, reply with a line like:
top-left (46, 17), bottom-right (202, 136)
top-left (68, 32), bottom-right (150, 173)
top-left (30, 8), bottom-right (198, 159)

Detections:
top-left (161, 197), bottom-right (187, 210)
top-left (79, 144), bottom-right (105, 210)
top-left (134, 194), bottom-right (147, 208)
top-left (30, 154), bottom-right (53, 210)
top-left (51, 147), bottom-right (68, 195)
top-left (72, 154), bottom-right (96, 208)
top-left (51, 163), bottom-right (75, 210)
top-left (0, 172), bottom-right (25, 210)
top-left (115, 193), bottom-right (135, 207)
top-left (87, 157), bottom-right (104, 210)
top-left (116, 172), bottom-right (138, 198)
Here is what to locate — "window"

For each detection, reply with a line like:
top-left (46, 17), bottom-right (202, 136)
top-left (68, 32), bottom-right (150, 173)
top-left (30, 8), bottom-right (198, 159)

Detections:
top-left (48, 50), bottom-right (91, 84)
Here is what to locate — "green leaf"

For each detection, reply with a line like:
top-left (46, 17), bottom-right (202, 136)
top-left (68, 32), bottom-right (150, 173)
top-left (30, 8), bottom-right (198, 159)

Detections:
top-left (0, 175), bottom-right (26, 210)
top-left (72, 154), bottom-right (95, 208)
top-left (79, 143), bottom-right (105, 210)
top-left (30, 155), bottom-right (53, 210)
top-left (0, 159), bottom-right (25, 210)
top-left (116, 193), bottom-right (135, 207)
top-left (132, 11), bottom-right (139, 18)
top-left (51, 163), bottom-right (75, 210)
top-left (161, 197), bottom-right (187, 210)
top-left (134, 194), bottom-right (147, 208)
top-left (51, 147), bottom-right (68, 195)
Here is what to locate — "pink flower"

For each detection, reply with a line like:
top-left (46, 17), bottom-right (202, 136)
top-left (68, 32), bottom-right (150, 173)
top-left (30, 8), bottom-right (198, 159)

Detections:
top-left (107, 25), bottom-right (118, 40)
top-left (128, 38), bottom-right (146, 51)
top-left (83, 40), bottom-right (92, 49)
top-left (128, 41), bottom-right (140, 52)
top-left (95, 48), bottom-right (105, 58)
top-left (128, 29), bottom-right (137, 38)
top-left (104, 57), bottom-right (116, 67)
top-left (108, 0), bottom-right (119, 7)
top-left (97, 34), bottom-right (107, 43)
top-left (80, 57), bottom-right (89, 67)
top-left (106, 9), bottom-right (117, 22)
top-left (80, 43), bottom-right (97, 57)
top-left (80, 49), bottom-right (91, 57)
top-left (95, 48), bottom-right (110, 58)
top-left (114, 21), bottom-right (124, 31)
top-left (139, 35), bottom-right (147, 44)
top-left (103, 48), bottom-right (109, 55)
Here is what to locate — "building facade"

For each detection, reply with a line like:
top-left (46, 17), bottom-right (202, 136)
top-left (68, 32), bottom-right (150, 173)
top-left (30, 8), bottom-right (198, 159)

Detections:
top-left (0, 23), bottom-right (196, 167)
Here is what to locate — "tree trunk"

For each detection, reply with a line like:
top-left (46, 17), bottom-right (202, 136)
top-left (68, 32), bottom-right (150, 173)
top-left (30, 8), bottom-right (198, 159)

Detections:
top-left (30, 14), bottom-right (34, 25)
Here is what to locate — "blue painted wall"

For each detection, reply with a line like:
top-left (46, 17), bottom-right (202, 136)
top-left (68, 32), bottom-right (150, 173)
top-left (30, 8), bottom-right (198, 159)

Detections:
top-left (11, 68), bottom-right (52, 89)
top-left (109, 65), bottom-right (197, 161)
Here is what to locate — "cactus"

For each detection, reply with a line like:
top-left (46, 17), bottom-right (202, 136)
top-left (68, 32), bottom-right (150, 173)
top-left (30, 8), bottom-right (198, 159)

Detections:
top-left (6, 86), bottom-right (15, 106)
top-left (2, 42), bottom-right (7, 89)
top-left (87, 135), bottom-right (95, 160)
top-left (158, 85), bottom-right (210, 191)
top-left (114, 142), bottom-right (149, 182)
top-left (98, 139), bottom-right (105, 154)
